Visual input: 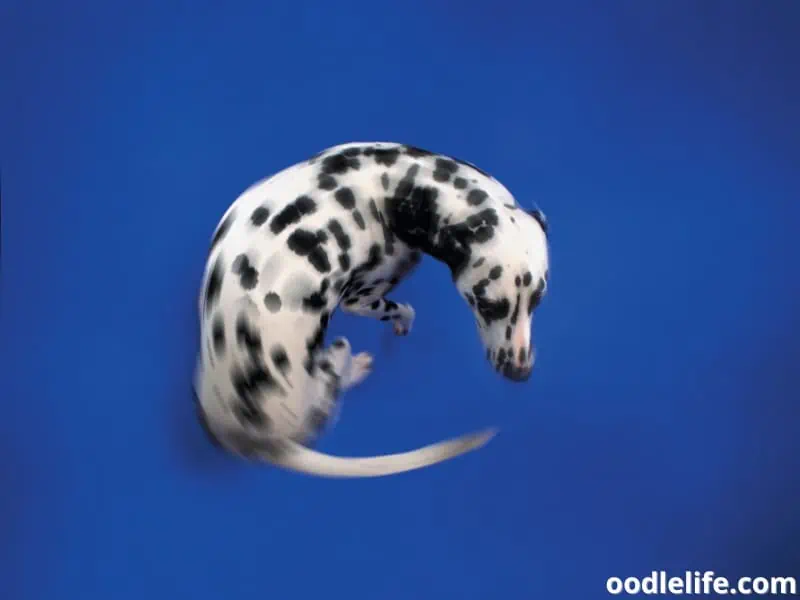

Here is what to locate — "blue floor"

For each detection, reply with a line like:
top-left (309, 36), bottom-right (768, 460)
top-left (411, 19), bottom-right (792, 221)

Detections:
top-left (2, 2), bottom-right (799, 599)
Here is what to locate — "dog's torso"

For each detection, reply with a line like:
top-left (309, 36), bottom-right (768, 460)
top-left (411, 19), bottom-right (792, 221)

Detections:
top-left (195, 142), bottom-right (547, 476)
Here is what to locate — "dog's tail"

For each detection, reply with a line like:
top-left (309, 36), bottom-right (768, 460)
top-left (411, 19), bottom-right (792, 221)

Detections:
top-left (260, 429), bottom-right (498, 478)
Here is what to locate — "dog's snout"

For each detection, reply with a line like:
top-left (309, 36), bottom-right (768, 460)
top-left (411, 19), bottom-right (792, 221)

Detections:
top-left (502, 361), bottom-right (532, 382)
top-left (495, 344), bottom-right (534, 382)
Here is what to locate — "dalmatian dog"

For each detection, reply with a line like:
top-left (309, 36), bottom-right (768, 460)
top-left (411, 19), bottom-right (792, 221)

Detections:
top-left (194, 142), bottom-right (550, 478)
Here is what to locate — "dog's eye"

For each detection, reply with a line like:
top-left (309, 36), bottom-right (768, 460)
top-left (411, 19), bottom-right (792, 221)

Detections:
top-left (478, 297), bottom-right (510, 322)
top-left (527, 279), bottom-right (546, 315)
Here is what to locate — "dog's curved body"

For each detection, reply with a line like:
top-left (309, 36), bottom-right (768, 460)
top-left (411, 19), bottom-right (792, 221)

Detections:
top-left (194, 142), bottom-right (549, 478)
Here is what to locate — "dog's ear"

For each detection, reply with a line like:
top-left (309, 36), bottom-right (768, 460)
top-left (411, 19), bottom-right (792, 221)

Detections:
top-left (526, 208), bottom-right (548, 235)
top-left (436, 225), bottom-right (471, 281)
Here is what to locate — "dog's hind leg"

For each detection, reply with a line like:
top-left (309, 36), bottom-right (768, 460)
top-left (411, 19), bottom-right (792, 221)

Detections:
top-left (303, 337), bottom-right (372, 441)
top-left (317, 337), bottom-right (373, 391)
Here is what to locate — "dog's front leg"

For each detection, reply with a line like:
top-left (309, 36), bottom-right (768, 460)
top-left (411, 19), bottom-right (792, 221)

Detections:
top-left (339, 296), bottom-right (415, 336)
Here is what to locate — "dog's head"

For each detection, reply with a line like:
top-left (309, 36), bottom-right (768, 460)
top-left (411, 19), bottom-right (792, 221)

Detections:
top-left (442, 204), bottom-right (549, 382)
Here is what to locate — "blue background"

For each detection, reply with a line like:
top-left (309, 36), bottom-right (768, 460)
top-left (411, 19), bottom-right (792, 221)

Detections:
top-left (2, 2), bottom-right (798, 598)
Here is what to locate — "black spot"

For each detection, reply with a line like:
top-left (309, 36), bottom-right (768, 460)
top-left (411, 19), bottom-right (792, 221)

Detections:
top-left (320, 311), bottom-right (330, 329)
top-left (233, 254), bottom-right (258, 290)
top-left (362, 244), bottom-right (383, 271)
top-left (394, 163), bottom-right (420, 198)
top-left (373, 148), bottom-right (400, 167)
top-left (204, 257), bottom-right (224, 315)
top-left (302, 279), bottom-right (330, 313)
top-left (318, 174), bottom-right (337, 190)
top-left (522, 271), bottom-right (533, 287)
top-left (232, 254), bottom-right (259, 290)
top-left (264, 292), bottom-right (282, 312)
top-left (303, 326), bottom-right (326, 375)
top-left (385, 166), bottom-right (442, 258)
top-left (497, 348), bottom-right (507, 367)
top-left (327, 219), bottom-right (351, 251)
top-left (368, 198), bottom-right (381, 222)
top-left (342, 147), bottom-right (361, 156)
top-left (366, 199), bottom-right (395, 256)
top-left (472, 257), bottom-right (485, 268)
top-left (472, 278), bottom-right (490, 298)
top-left (211, 315), bottom-right (226, 355)
top-left (287, 228), bottom-right (321, 256)
top-left (453, 177), bottom-right (468, 189)
top-left (230, 361), bottom-right (283, 426)
top-left (504, 203), bottom-right (518, 211)
top-left (506, 325), bottom-right (512, 341)
top-left (467, 189), bottom-right (488, 206)
top-left (286, 228), bottom-right (331, 273)
top-left (515, 275), bottom-right (522, 287)
top-left (445, 208), bottom-right (500, 246)
top-left (321, 152), bottom-right (360, 175)
top-left (235, 314), bottom-right (263, 359)
top-left (477, 296), bottom-right (511, 325)
top-left (465, 293), bottom-right (475, 307)
top-left (309, 326), bottom-right (325, 351)
top-left (332, 338), bottom-right (346, 348)
top-left (270, 195), bottom-right (317, 235)
top-left (510, 294), bottom-right (521, 326)
top-left (370, 299), bottom-right (380, 309)
top-left (271, 346), bottom-right (290, 373)
top-left (334, 187), bottom-right (356, 209)
top-left (318, 359), bottom-right (334, 374)
top-left (352, 210), bottom-right (366, 230)
top-left (518, 347), bottom-right (527, 363)
top-left (432, 158), bottom-right (459, 183)
top-left (489, 266), bottom-right (503, 280)
top-left (210, 211), bottom-right (235, 254)
top-left (308, 248), bottom-right (331, 273)
top-left (250, 206), bottom-right (270, 226)
top-left (380, 173), bottom-right (390, 190)
top-left (338, 253), bottom-right (351, 271)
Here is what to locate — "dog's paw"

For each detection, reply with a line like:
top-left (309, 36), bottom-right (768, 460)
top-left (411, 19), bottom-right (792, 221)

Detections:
top-left (392, 304), bottom-right (415, 336)
top-left (345, 352), bottom-right (373, 388)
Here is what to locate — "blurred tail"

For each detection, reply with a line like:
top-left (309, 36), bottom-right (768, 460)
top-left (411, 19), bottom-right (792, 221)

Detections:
top-left (260, 429), bottom-right (498, 478)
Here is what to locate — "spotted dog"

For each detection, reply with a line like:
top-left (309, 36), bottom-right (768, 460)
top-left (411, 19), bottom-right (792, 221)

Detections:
top-left (194, 142), bottom-right (550, 478)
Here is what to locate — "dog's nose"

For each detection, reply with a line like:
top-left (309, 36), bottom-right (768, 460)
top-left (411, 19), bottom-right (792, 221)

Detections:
top-left (502, 361), bottom-right (532, 382)
top-left (501, 344), bottom-right (534, 382)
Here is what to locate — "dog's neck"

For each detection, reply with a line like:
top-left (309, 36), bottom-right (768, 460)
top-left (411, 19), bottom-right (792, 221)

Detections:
top-left (351, 149), bottom-right (507, 280)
